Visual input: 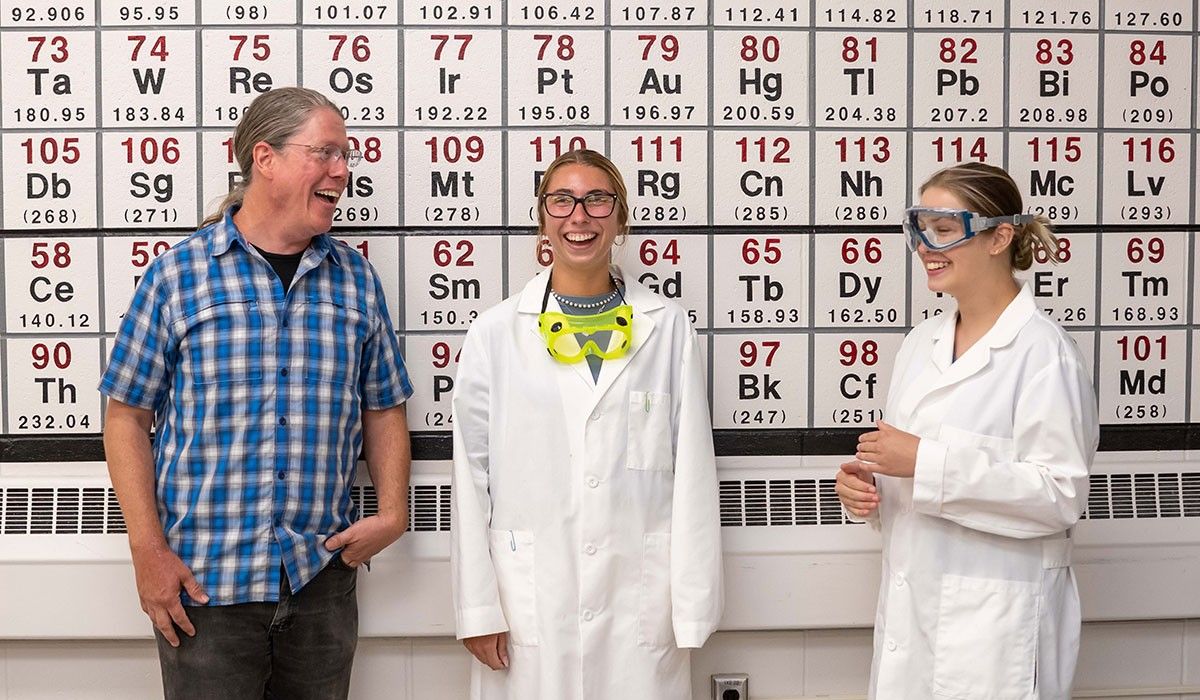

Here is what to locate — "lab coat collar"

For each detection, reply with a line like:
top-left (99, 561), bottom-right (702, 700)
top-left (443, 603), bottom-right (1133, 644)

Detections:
top-left (930, 283), bottom-right (1036, 367)
top-left (517, 265), bottom-right (661, 398)
top-left (898, 284), bottom-right (1036, 420)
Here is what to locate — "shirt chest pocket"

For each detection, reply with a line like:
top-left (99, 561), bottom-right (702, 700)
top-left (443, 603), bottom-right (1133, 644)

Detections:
top-left (627, 390), bottom-right (674, 471)
top-left (298, 298), bottom-right (369, 386)
top-left (180, 298), bottom-right (265, 386)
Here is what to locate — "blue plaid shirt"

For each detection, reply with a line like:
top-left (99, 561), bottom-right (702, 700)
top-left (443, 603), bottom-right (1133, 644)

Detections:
top-left (100, 210), bottom-right (412, 605)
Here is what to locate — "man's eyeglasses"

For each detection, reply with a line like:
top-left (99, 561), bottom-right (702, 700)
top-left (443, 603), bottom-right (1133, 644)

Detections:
top-left (541, 192), bottom-right (618, 219)
top-left (283, 143), bottom-right (363, 168)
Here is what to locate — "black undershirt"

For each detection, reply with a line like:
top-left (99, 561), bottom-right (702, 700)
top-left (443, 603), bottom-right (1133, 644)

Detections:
top-left (253, 245), bottom-right (305, 291)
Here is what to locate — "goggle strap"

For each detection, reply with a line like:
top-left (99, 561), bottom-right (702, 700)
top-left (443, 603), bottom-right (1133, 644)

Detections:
top-left (540, 272), bottom-right (554, 314)
top-left (969, 213), bottom-right (1036, 232)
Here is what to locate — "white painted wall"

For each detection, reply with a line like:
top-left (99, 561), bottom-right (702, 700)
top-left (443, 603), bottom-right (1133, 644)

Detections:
top-left (2, 622), bottom-right (1199, 699)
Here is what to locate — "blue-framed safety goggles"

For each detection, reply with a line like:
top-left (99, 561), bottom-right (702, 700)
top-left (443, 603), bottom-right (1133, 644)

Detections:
top-left (903, 207), bottom-right (1035, 252)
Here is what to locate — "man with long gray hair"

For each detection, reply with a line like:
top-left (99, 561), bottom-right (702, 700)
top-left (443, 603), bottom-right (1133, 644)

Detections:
top-left (100, 87), bottom-right (412, 699)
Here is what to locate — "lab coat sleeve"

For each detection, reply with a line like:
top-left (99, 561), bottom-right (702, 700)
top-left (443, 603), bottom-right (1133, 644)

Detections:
top-left (843, 325), bottom-right (926, 531)
top-left (911, 356), bottom-right (1098, 538)
top-left (670, 329), bottom-right (725, 648)
top-left (450, 326), bottom-right (509, 640)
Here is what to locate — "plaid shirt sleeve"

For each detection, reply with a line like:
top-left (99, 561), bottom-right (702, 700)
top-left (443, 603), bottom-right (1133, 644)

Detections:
top-left (359, 265), bottom-right (412, 410)
top-left (99, 258), bottom-right (177, 410)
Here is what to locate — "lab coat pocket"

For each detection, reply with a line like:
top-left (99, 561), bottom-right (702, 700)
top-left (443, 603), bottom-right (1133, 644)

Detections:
top-left (932, 574), bottom-right (1039, 700)
top-left (637, 532), bottom-right (674, 648)
top-left (627, 391), bottom-right (674, 471)
top-left (937, 424), bottom-right (1016, 462)
top-left (487, 528), bottom-right (539, 647)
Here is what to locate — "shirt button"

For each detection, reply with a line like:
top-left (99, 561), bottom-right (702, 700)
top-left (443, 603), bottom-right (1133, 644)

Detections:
top-left (586, 476), bottom-right (599, 488)
top-left (277, 471), bottom-right (286, 480)
top-left (280, 368), bottom-right (289, 377)
top-left (279, 417), bottom-right (287, 426)
top-left (886, 639), bottom-right (898, 652)
top-left (582, 610), bottom-right (594, 621)
top-left (584, 543), bottom-right (597, 555)
top-left (282, 319), bottom-right (289, 328)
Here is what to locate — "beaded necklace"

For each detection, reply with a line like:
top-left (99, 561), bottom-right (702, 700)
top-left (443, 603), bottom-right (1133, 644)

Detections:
top-left (551, 274), bottom-right (621, 310)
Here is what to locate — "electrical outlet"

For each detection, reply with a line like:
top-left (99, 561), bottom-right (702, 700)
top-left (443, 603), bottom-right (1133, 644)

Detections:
top-left (711, 673), bottom-right (749, 700)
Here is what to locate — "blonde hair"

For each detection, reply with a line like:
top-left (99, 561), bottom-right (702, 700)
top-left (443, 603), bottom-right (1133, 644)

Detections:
top-left (535, 149), bottom-right (630, 242)
top-left (920, 162), bottom-right (1058, 270)
top-left (200, 87), bottom-right (340, 227)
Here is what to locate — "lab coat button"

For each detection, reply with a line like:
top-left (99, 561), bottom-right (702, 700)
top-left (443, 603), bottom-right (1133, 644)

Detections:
top-left (590, 411), bottom-right (601, 421)
top-left (886, 639), bottom-right (898, 652)
top-left (895, 573), bottom-right (906, 588)
top-left (586, 476), bottom-right (599, 488)
top-left (582, 610), bottom-right (594, 621)
top-left (584, 543), bottom-right (597, 555)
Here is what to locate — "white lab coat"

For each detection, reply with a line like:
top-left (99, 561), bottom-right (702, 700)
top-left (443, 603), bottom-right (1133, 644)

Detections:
top-left (450, 267), bottom-right (723, 700)
top-left (865, 285), bottom-right (1098, 700)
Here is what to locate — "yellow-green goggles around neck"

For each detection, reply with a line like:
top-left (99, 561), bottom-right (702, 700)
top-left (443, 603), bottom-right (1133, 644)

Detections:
top-left (537, 273), bottom-right (633, 363)
top-left (538, 305), bottom-right (634, 363)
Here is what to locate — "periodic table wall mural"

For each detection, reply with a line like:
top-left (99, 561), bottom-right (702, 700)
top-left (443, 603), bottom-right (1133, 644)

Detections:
top-left (0, 0), bottom-right (1196, 459)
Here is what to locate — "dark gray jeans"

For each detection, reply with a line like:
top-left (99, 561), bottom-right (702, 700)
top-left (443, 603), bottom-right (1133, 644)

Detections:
top-left (156, 557), bottom-right (359, 700)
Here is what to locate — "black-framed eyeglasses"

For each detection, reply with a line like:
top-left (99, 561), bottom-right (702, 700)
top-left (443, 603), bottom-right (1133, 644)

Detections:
top-left (283, 142), bottom-right (363, 168)
top-left (541, 192), bottom-right (618, 219)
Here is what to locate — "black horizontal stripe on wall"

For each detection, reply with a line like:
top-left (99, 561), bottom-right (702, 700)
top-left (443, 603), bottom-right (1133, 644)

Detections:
top-left (0, 424), bottom-right (1195, 463)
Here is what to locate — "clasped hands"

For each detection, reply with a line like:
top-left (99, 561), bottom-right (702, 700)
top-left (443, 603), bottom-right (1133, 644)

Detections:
top-left (836, 421), bottom-right (919, 518)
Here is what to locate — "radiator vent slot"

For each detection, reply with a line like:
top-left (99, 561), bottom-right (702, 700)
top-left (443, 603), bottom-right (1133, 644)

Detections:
top-left (4, 488), bottom-right (29, 535)
top-left (1, 485), bottom-right (452, 535)
top-left (355, 485), bottom-right (380, 521)
top-left (718, 479), bottom-right (852, 526)
top-left (1079, 473), bottom-right (1200, 520)
top-left (409, 484), bottom-right (449, 532)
